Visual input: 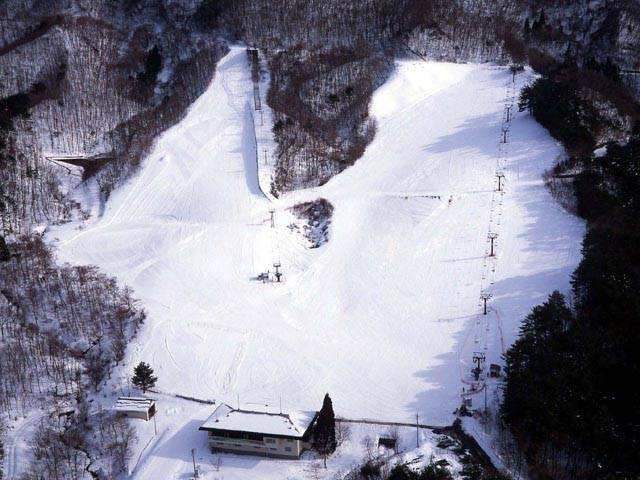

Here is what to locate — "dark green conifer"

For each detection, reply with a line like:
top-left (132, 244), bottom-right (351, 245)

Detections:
top-left (131, 361), bottom-right (157, 393)
top-left (313, 393), bottom-right (337, 467)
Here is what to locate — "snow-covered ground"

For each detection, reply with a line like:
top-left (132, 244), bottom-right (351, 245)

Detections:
top-left (47, 45), bottom-right (584, 478)
top-left (123, 393), bottom-right (458, 480)
top-left (2, 411), bottom-right (44, 479)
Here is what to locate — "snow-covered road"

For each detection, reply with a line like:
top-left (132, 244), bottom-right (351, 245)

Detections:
top-left (50, 45), bottom-right (583, 477)
top-left (3, 411), bottom-right (43, 479)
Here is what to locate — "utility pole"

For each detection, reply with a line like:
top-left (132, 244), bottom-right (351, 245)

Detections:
top-left (496, 172), bottom-right (505, 192)
top-left (263, 148), bottom-right (268, 166)
top-left (480, 292), bottom-right (492, 315)
top-left (269, 209), bottom-right (275, 228)
top-left (191, 448), bottom-right (199, 478)
top-left (484, 385), bottom-right (488, 411)
top-left (501, 128), bottom-right (508, 143)
top-left (506, 106), bottom-right (511, 122)
top-left (153, 412), bottom-right (157, 435)
top-left (488, 232), bottom-right (498, 257)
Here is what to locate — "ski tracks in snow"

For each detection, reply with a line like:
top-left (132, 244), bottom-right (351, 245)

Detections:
top-left (4, 412), bottom-right (43, 479)
top-left (50, 49), bottom-right (584, 436)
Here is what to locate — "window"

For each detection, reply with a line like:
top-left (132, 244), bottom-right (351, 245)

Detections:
top-left (284, 447), bottom-right (292, 452)
top-left (264, 438), bottom-right (276, 444)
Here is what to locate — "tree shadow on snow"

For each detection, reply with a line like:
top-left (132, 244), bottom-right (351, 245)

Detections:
top-left (406, 326), bottom-right (469, 425)
top-left (421, 112), bottom-right (501, 159)
top-left (408, 125), bottom-right (583, 420)
top-left (241, 101), bottom-right (263, 197)
top-left (152, 418), bottom-right (266, 471)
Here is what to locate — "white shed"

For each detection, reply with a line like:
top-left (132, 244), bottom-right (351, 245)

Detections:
top-left (114, 397), bottom-right (156, 421)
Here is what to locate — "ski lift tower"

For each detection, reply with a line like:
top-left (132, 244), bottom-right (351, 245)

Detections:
top-left (496, 171), bottom-right (505, 192)
top-left (472, 352), bottom-right (486, 381)
top-left (480, 291), bottom-right (492, 315)
top-left (488, 232), bottom-right (498, 257)
top-left (273, 262), bottom-right (282, 283)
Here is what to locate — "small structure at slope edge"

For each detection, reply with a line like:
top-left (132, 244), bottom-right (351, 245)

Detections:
top-left (114, 397), bottom-right (156, 421)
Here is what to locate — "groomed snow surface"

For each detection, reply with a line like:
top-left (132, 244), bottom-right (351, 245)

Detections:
top-left (48, 46), bottom-right (584, 479)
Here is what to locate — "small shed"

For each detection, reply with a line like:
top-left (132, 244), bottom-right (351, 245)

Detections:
top-left (115, 397), bottom-right (156, 421)
top-left (378, 437), bottom-right (397, 450)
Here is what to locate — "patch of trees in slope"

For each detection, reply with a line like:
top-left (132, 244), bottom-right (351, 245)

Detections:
top-left (503, 63), bottom-right (640, 478)
top-left (3, 1), bottom-right (639, 212)
top-left (0, 235), bottom-right (145, 479)
top-left (0, 0), bottom-right (227, 234)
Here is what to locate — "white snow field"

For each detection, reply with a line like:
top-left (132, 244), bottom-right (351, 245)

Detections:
top-left (48, 45), bottom-right (584, 477)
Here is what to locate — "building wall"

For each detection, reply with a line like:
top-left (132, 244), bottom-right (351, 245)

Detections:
top-left (207, 433), bottom-right (311, 458)
top-left (122, 410), bottom-right (150, 421)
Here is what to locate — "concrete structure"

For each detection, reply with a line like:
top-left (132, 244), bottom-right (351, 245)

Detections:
top-left (199, 404), bottom-right (318, 459)
top-left (114, 397), bottom-right (156, 421)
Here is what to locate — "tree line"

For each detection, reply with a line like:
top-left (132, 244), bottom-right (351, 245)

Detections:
top-left (503, 62), bottom-right (640, 478)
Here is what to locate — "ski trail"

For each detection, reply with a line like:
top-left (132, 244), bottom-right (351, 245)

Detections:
top-left (50, 49), bottom-right (584, 434)
top-left (4, 412), bottom-right (43, 479)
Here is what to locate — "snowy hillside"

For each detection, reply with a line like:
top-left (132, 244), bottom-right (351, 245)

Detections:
top-left (48, 45), bottom-right (583, 476)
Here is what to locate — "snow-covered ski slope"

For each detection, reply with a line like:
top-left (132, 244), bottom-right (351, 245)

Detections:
top-left (52, 46), bottom-right (583, 426)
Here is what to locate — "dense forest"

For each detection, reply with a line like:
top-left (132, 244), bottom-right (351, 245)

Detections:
top-left (503, 55), bottom-right (640, 478)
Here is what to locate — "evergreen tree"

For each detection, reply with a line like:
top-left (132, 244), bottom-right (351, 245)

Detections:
top-left (131, 361), bottom-right (157, 393)
top-left (538, 8), bottom-right (546, 27)
top-left (313, 393), bottom-right (337, 467)
top-left (419, 461), bottom-right (454, 480)
top-left (138, 46), bottom-right (162, 85)
top-left (0, 235), bottom-right (10, 262)
top-left (519, 76), bottom-right (596, 154)
top-left (532, 8), bottom-right (545, 32)
top-left (388, 464), bottom-right (419, 480)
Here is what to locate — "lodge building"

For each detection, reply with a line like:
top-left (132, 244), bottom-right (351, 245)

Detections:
top-left (199, 403), bottom-right (318, 459)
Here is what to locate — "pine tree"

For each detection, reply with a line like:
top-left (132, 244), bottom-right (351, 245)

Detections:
top-left (0, 235), bottom-right (10, 262)
top-left (131, 361), bottom-right (157, 393)
top-left (313, 393), bottom-right (337, 467)
top-left (538, 8), bottom-right (546, 27)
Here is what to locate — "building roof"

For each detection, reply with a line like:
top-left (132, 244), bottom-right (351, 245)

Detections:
top-left (114, 397), bottom-right (155, 413)
top-left (199, 403), bottom-right (318, 439)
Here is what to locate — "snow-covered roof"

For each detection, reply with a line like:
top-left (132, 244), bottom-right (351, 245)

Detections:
top-left (199, 403), bottom-right (317, 438)
top-left (594, 146), bottom-right (608, 158)
top-left (114, 397), bottom-right (155, 412)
